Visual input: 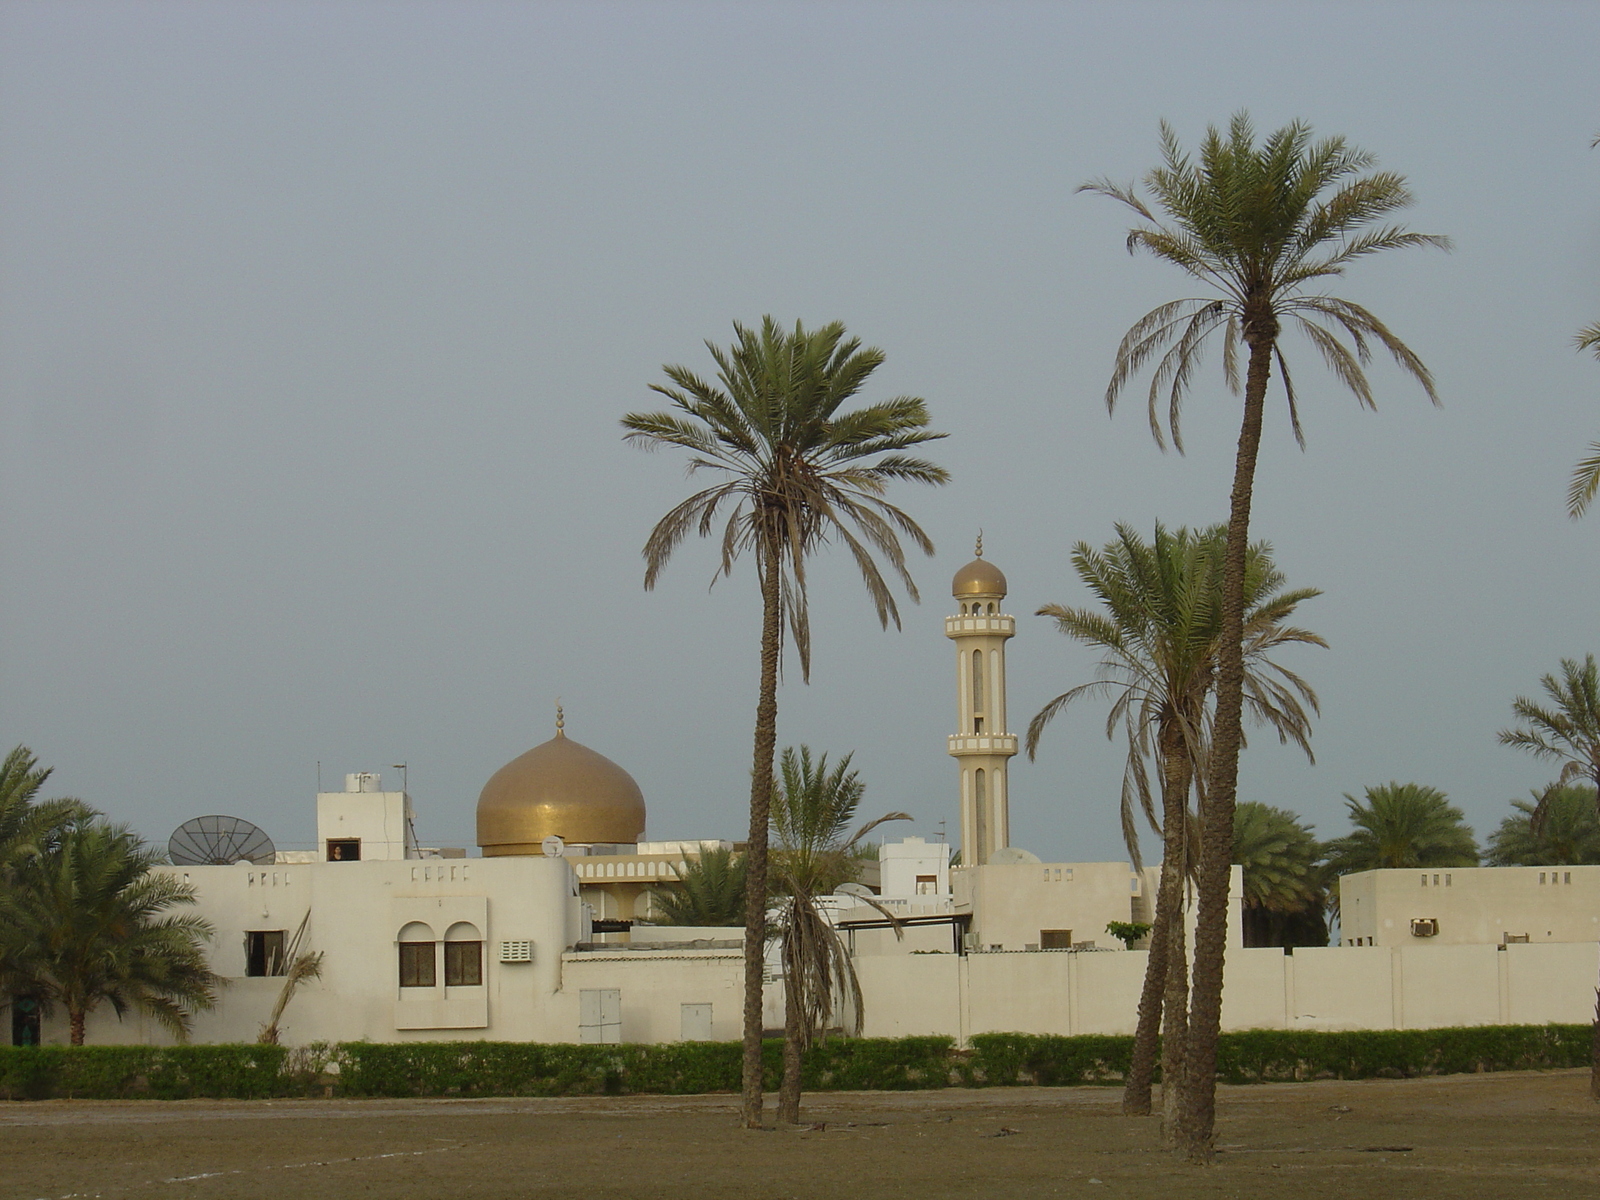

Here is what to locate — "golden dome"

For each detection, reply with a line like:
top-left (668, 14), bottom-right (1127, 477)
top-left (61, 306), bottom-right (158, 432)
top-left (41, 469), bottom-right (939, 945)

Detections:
top-left (476, 723), bottom-right (646, 854)
top-left (952, 556), bottom-right (1007, 598)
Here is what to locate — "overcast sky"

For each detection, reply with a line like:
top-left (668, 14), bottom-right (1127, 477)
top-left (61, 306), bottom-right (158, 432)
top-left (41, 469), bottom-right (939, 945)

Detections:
top-left (2, 1), bottom-right (1598, 864)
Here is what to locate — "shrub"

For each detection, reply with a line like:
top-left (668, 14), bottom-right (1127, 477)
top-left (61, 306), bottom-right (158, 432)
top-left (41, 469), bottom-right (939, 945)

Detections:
top-left (0, 1025), bottom-right (1586, 1100)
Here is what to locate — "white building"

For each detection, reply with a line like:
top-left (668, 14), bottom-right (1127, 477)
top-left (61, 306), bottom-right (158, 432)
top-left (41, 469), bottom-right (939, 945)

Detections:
top-left (22, 546), bottom-right (1600, 1048)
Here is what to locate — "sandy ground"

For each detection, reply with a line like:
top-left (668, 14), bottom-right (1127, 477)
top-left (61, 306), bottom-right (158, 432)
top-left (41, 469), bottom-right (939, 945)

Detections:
top-left (2, 1071), bottom-right (1597, 1200)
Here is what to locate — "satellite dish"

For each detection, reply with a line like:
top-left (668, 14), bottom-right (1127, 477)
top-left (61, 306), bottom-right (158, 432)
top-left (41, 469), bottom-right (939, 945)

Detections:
top-left (990, 846), bottom-right (1041, 865)
top-left (168, 815), bottom-right (276, 866)
top-left (836, 882), bottom-right (875, 898)
top-left (541, 835), bottom-right (566, 858)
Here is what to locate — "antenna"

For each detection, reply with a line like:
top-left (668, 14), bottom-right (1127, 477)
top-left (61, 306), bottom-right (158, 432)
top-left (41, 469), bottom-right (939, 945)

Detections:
top-left (169, 816), bottom-right (276, 866)
top-left (392, 762), bottom-right (408, 794)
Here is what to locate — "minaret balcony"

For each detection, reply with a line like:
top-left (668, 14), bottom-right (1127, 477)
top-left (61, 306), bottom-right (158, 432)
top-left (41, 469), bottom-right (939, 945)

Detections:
top-left (944, 614), bottom-right (1015, 638)
top-left (947, 733), bottom-right (1018, 757)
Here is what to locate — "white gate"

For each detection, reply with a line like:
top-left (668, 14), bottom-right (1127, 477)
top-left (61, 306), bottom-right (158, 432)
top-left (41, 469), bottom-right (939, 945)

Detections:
top-left (579, 988), bottom-right (621, 1044)
top-left (680, 1002), bottom-right (713, 1041)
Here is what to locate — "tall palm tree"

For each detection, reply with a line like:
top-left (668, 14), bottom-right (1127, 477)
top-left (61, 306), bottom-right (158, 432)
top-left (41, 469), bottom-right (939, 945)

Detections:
top-left (1026, 523), bottom-right (1322, 1127)
top-left (769, 746), bottom-right (908, 1124)
top-left (1499, 655), bottom-right (1600, 818)
top-left (1499, 652), bottom-right (1600, 1099)
top-left (646, 845), bottom-right (747, 927)
top-left (623, 317), bottom-right (948, 1126)
top-left (1486, 784), bottom-right (1600, 867)
top-left (1232, 802), bottom-right (1328, 948)
top-left (1567, 327), bottom-right (1600, 517)
top-left (8, 821), bottom-right (220, 1044)
top-left (1563, 131), bottom-right (1600, 516)
top-left (1324, 783), bottom-right (1478, 877)
top-left (1082, 114), bottom-right (1445, 1159)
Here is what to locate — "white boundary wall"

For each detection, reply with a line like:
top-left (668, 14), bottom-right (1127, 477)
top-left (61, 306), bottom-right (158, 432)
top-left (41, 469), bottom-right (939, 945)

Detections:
top-left (857, 943), bottom-right (1600, 1043)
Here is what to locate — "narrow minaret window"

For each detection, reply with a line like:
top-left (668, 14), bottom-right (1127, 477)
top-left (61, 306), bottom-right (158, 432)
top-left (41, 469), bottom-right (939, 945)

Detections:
top-left (972, 650), bottom-right (985, 732)
top-left (974, 769), bottom-right (988, 860)
top-left (946, 536), bottom-right (1017, 867)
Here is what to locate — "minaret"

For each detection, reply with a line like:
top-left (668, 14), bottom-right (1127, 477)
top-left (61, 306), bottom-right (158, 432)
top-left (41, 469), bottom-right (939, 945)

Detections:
top-left (946, 536), bottom-right (1017, 866)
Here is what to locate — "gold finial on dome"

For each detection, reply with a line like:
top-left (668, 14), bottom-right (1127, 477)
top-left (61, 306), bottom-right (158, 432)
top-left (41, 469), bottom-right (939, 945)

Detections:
top-left (976, 530), bottom-right (984, 557)
top-left (556, 700), bottom-right (565, 737)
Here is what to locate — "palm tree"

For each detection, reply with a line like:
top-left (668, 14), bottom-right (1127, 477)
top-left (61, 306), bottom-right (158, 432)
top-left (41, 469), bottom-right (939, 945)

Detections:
top-left (1082, 114), bottom-right (1445, 1159)
top-left (1564, 132), bottom-right (1600, 516)
top-left (622, 317), bottom-right (948, 1126)
top-left (257, 911), bottom-right (323, 1046)
top-left (1499, 655), bottom-right (1600, 820)
top-left (646, 845), bottom-right (747, 927)
top-left (1499, 653), bottom-right (1600, 1099)
top-left (9, 821), bottom-right (220, 1044)
top-left (1567, 327), bottom-right (1600, 517)
top-left (1324, 783), bottom-right (1478, 878)
top-left (0, 747), bottom-right (95, 1008)
top-left (1232, 802), bottom-right (1327, 947)
top-left (1026, 523), bottom-right (1322, 1126)
top-left (1486, 785), bottom-right (1600, 866)
top-left (0, 746), bottom-right (93, 873)
top-left (769, 746), bottom-right (908, 1124)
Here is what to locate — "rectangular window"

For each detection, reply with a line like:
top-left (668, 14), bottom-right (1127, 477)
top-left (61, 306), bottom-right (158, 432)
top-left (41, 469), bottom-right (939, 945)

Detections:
top-left (327, 838), bottom-right (361, 862)
top-left (1565, 872), bottom-right (1572, 884)
top-left (915, 875), bottom-right (937, 895)
top-left (1039, 929), bottom-right (1073, 950)
top-left (444, 941), bottom-right (483, 986)
top-left (399, 941), bottom-right (436, 987)
top-left (245, 930), bottom-right (286, 977)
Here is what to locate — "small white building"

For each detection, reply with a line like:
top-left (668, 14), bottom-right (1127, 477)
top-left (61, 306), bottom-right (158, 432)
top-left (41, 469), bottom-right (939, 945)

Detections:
top-left (1339, 864), bottom-right (1600, 947)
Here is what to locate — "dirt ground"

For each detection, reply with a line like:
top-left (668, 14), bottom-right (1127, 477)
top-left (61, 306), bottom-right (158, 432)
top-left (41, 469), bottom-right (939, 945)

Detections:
top-left (2, 1071), bottom-right (1597, 1200)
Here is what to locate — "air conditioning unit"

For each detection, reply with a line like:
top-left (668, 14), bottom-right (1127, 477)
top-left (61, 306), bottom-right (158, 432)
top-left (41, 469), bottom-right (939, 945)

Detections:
top-left (1409, 918), bottom-right (1439, 938)
top-left (499, 940), bottom-right (534, 963)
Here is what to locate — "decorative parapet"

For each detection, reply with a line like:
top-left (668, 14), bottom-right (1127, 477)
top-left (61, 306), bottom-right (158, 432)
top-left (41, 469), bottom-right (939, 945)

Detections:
top-left (947, 733), bottom-right (1019, 757)
top-left (944, 614), bottom-right (1015, 638)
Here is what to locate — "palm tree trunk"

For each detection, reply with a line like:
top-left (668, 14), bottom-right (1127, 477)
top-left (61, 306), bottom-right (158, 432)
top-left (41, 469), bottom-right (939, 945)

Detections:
top-left (1121, 883), bottom-right (1169, 1115)
top-left (69, 1008), bottom-right (86, 1046)
top-left (778, 936), bottom-right (803, 1124)
top-left (1122, 721), bottom-right (1191, 1115)
top-left (1160, 883), bottom-right (1190, 1146)
top-left (1178, 324), bottom-right (1274, 1161)
top-left (740, 550), bottom-right (781, 1129)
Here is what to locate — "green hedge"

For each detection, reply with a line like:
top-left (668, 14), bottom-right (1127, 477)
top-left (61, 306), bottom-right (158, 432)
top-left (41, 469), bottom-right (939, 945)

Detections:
top-left (0, 1044), bottom-right (291, 1101)
top-left (0, 1026), bottom-right (1588, 1101)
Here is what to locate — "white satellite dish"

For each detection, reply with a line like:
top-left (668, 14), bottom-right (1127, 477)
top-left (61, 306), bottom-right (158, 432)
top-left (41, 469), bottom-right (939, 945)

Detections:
top-left (836, 882), bottom-right (875, 898)
top-left (541, 835), bottom-right (566, 858)
top-left (990, 846), bottom-right (1041, 865)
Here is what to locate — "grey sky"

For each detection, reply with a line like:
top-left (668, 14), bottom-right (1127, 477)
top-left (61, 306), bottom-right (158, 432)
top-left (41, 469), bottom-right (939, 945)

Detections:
top-left (2, 1), bottom-right (1597, 863)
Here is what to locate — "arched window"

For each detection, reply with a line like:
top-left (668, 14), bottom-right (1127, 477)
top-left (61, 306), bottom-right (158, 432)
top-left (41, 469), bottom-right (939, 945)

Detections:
top-left (398, 921), bottom-right (436, 988)
top-left (971, 649), bottom-right (984, 723)
top-left (444, 921), bottom-right (484, 987)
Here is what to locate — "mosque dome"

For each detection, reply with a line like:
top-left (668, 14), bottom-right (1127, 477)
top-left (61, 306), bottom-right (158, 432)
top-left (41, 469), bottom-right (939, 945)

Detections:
top-left (476, 715), bottom-right (646, 854)
top-left (952, 552), bottom-right (1007, 598)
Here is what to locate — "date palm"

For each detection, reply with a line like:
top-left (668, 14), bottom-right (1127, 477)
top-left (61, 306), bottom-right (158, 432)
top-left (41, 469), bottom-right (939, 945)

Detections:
top-left (769, 746), bottom-right (908, 1123)
top-left (1026, 523), bottom-right (1321, 1128)
top-left (1486, 784), bottom-right (1600, 867)
top-left (1568, 327), bottom-right (1600, 516)
top-left (623, 316), bottom-right (948, 1126)
top-left (647, 845), bottom-right (747, 927)
top-left (9, 820), bottom-right (220, 1044)
top-left (1498, 652), bottom-right (1600, 1099)
top-left (1323, 783), bottom-right (1478, 877)
top-left (1232, 801), bottom-right (1328, 947)
top-left (1564, 131), bottom-right (1600, 516)
top-left (1082, 114), bottom-right (1444, 1159)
